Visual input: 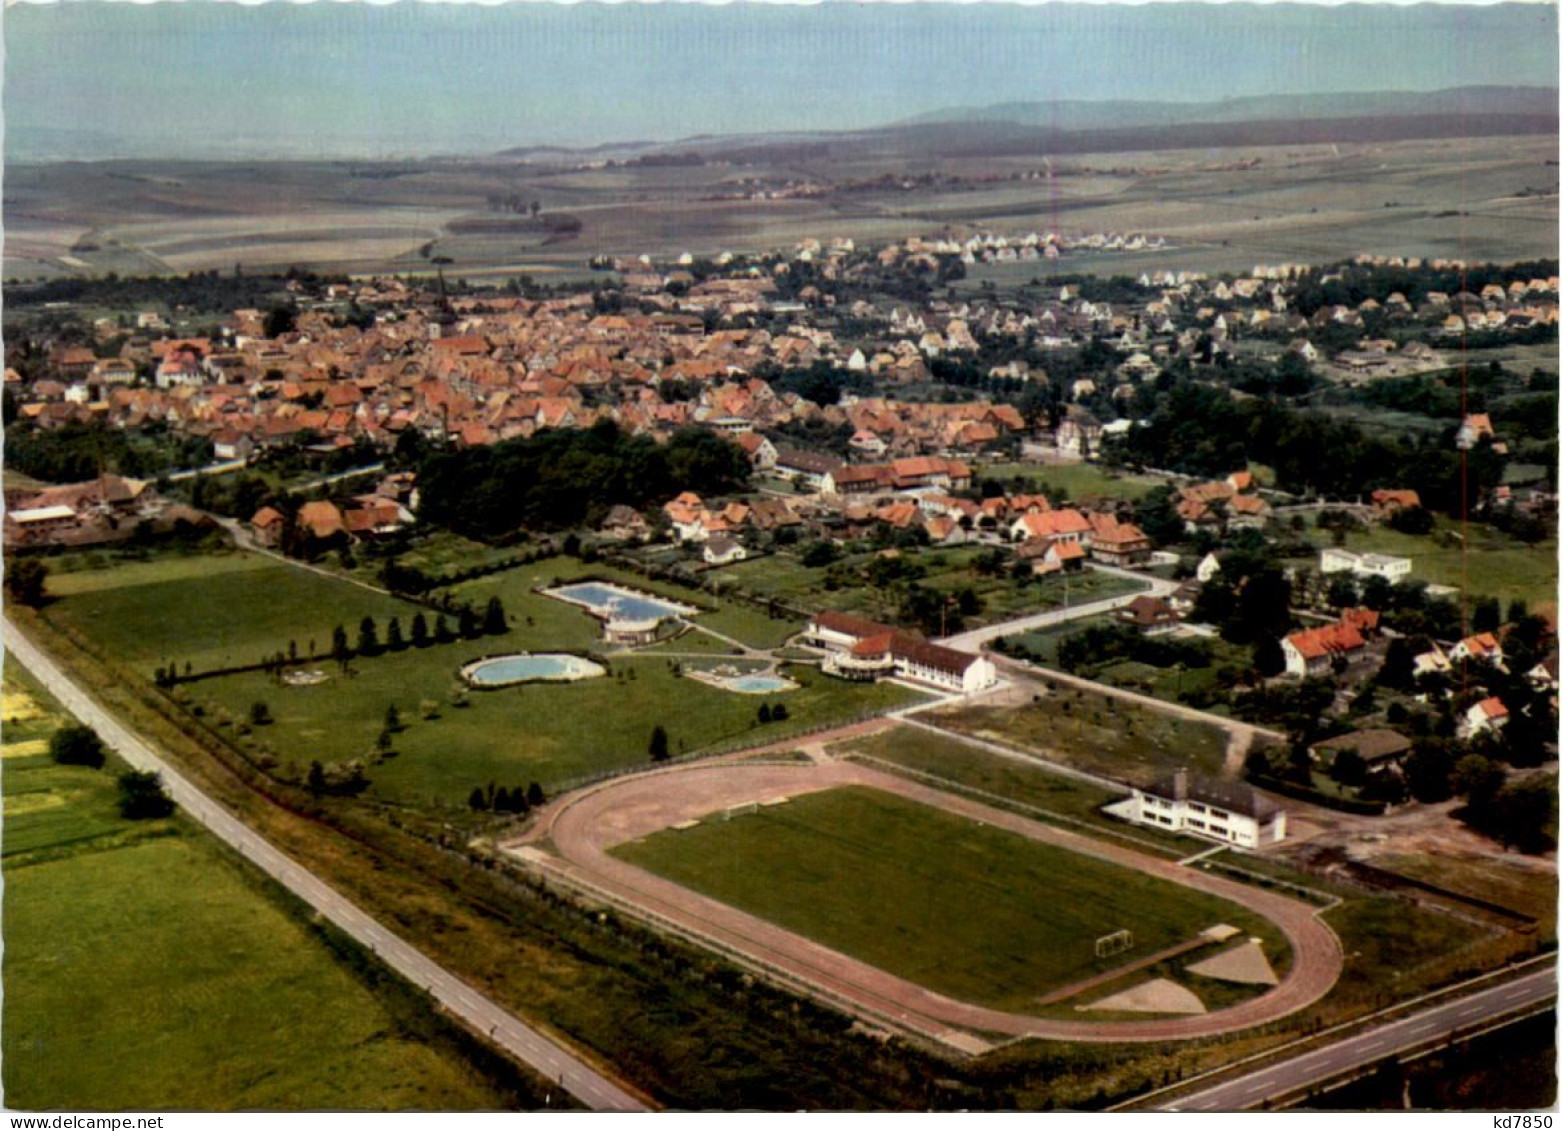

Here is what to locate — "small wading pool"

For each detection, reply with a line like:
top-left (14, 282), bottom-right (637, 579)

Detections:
top-left (724, 674), bottom-right (798, 695)
top-left (461, 653), bottom-right (606, 688)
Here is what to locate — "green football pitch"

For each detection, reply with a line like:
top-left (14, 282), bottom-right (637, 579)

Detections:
top-left (613, 785), bottom-right (1282, 1012)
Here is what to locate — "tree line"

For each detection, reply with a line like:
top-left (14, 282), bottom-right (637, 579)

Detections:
top-left (415, 421), bottom-right (751, 541)
top-left (1105, 376), bottom-right (1508, 515)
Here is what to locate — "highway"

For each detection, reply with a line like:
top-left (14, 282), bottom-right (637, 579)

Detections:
top-left (1164, 965), bottom-right (1557, 1111)
top-left (4, 621), bottom-right (650, 1113)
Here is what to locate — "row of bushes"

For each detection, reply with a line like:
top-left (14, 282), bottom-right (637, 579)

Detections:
top-left (1245, 771), bottom-right (1388, 816)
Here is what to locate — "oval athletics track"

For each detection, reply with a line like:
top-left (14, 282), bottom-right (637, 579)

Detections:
top-left (522, 761), bottom-right (1344, 1044)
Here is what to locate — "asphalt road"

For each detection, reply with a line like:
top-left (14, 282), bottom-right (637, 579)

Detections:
top-left (938, 564), bottom-right (1177, 651)
top-left (1165, 965), bottom-right (1558, 1111)
top-left (4, 620), bottom-right (649, 1113)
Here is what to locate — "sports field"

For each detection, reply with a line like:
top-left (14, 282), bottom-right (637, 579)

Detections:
top-left (1, 673), bottom-right (510, 1111)
top-left (613, 785), bottom-right (1276, 1012)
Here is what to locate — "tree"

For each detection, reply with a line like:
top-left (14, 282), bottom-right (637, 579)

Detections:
top-left (117, 770), bottom-right (175, 819)
top-left (385, 617), bottom-right (406, 652)
top-left (527, 782), bottom-right (545, 807)
top-left (493, 786), bottom-right (512, 812)
top-left (772, 702), bottom-right (789, 722)
top-left (459, 606), bottom-right (480, 640)
top-left (1404, 741), bottom-right (1456, 802)
top-left (1328, 749), bottom-right (1368, 789)
top-left (434, 614), bottom-right (456, 644)
top-left (384, 704), bottom-right (401, 732)
top-left (1325, 575), bottom-right (1360, 610)
top-left (4, 557), bottom-right (49, 607)
top-left (1471, 596), bottom-right (1502, 634)
top-left (1252, 633), bottom-right (1286, 678)
top-left (50, 725), bottom-right (106, 768)
top-left (483, 596), bottom-right (508, 636)
top-left (648, 725), bottom-right (670, 762)
top-left (757, 703), bottom-right (772, 724)
top-left (332, 624), bottom-right (351, 664)
top-left (357, 615), bottom-right (380, 656)
top-left (1388, 505), bottom-right (1435, 535)
top-left (410, 612), bottom-right (431, 648)
top-left (1485, 778), bottom-right (1557, 853)
top-left (1451, 753), bottom-right (1506, 812)
top-left (800, 540), bottom-right (838, 568)
top-left (1379, 636), bottom-right (1417, 691)
top-left (263, 304), bottom-right (298, 338)
top-left (307, 760), bottom-right (327, 795)
top-left (248, 701), bottom-right (273, 727)
top-left (468, 786), bottom-right (489, 811)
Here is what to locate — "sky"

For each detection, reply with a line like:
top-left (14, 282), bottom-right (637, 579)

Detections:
top-left (4, 1), bottom-right (1557, 160)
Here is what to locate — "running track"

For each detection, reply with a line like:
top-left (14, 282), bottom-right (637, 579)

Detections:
top-left (516, 761), bottom-right (1344, 1045)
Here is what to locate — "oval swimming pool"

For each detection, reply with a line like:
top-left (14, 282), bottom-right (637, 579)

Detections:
top-left (724, 674), bottom-right (798, 694)
top-left (461, 653), bottom-right (606, 688)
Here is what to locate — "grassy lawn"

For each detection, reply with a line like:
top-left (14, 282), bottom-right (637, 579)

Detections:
top-left (721, 549), bottom-right (1145, 629)
top-left (204, 654), bottom-right (920, 805)
top-left (348, 530), bottom-right (523, 586)
top-left (613, 785), bottom-right (1278, 1012)
top-left (832, 725), bottom-right (1201, 857)
top-left (1, 675), bottom-right (509, 1112)
top-left (1322, 895), bottom-right (1503, 1008)
top-left (44, 552), bottom-right (414, 677)
top-left (928, 686), bottom-right (1231, 787)
top-left (1319, 519), bottom-right (1557, 609)
top-left (1375, 854), bottom-right (1558, 938)
top-left (972, 461), bottom-right (1164, 502)
top-left (453, 555), bottom-right (803, 651)
top-left (43, 550), bottom-right (907, 807)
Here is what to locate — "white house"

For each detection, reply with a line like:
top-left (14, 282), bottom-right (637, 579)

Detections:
top-left (1319, 547), bottom-right (1412, 584)
top-left (702, 535), bottom-right (748, 566)
top-left (1463, 696), bottom-right (1510, 738)
top-left (1106, 769), bottom-right (1286, 848)
top-left (1196, 552), bottom-right (1223, 584)
top-left (1449, 632), bottom-right (1505, 668)
top-left (804, 611), bottom-right (997, 694)
top-left (1281, 621), bottom-right (1367, 678)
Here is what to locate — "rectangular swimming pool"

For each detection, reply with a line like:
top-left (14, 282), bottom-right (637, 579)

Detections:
top-left (546, 581), bottom-right (700, 623)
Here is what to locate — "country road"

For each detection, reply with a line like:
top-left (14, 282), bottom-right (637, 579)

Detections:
top-left (3, 621), bottom-right (650, 1113)
top-left (1163, 965), bottom-right (1557, 1111)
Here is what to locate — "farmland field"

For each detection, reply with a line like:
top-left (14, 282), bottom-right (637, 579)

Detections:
top-left (613, 785), bottom-right (1282, 1012)
top-left (1, 674), bottom-right (510, 1112)
top-left (8, 134), bottom-right (1552, 282)
top-left (926, 683), bottom-right (1232, 785)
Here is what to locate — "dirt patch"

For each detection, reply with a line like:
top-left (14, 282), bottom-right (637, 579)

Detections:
top-left (1082, 978), bottom-right (1207, 1015)
top-left (1187, 940), bottom-right (1279, 986)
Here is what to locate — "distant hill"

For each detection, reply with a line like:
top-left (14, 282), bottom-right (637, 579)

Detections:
top-left (536, 86), bottom-right (1558, 168)
top-left (894, 85), bottom-right (1559, 132)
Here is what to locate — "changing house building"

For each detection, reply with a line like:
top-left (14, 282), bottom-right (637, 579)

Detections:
top-left (1107, 769), bottom-right (1287, 848)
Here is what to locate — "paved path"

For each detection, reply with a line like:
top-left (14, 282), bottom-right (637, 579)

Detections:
top-left (165, 457), bottom-right (249, 482)
top-left (1163, 966), bottom-right (1556, 1110)
top-left (518, 760), bottom-right (1343, 1045)
top-left (938, 564), bottom-right (1174, 652)
top-left (214, 517), bottom-right (402, 599)
top-left (4, 620), bottom-right (650, 1113)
